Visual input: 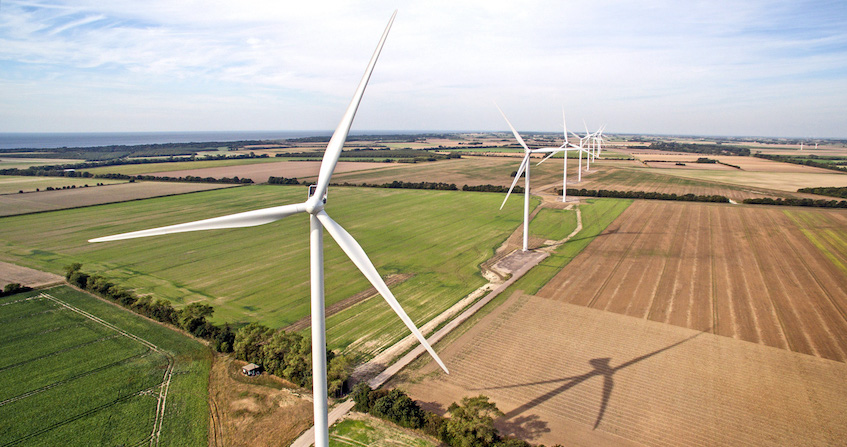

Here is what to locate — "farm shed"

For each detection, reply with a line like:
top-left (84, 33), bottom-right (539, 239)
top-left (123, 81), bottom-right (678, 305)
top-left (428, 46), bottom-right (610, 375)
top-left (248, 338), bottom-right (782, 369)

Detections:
top-left (242, 363), bottom-right (261, 376)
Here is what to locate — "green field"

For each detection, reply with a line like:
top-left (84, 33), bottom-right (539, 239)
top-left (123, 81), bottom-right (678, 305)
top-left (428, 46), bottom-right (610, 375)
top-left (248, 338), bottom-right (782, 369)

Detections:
top-left (0, 286), bottom-right (210, 446)
top-left (0, 176), bottom-right (125, 195)
top-left (530, 207), bottom-right (579, 241)
top-left (0, 185), bottom-right (528, 354)
top-left (329, 415), bottom-right (437, 447)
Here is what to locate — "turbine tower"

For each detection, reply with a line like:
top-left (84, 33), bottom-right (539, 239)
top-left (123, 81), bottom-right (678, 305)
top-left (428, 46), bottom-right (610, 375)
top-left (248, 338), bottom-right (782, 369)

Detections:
top-left (536, 109), bottom-right (586, 202)
top-left (496, 104), bottom-right (534, 252)
top-left (88, 12), bottom-right (448, 447)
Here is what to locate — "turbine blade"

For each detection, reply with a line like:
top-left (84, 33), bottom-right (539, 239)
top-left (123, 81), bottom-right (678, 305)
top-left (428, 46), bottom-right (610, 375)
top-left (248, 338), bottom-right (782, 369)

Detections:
top-left (494, 103), bottom-right (531, 153)
top-left (89, 202), bottom-right (307, 242)
top-left (311, 11), bottom-right (397, 202)
top-left (500, 155), bottom-right (529, 210)
top-left (316, 211), bottom-right (449, 374)
top-left (562, 108), bottom-right (568, 144)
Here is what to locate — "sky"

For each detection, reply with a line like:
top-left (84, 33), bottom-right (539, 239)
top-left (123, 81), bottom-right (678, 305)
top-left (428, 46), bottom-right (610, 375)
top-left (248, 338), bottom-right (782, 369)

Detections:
top-left (1, 0), bottom-right (846, 138)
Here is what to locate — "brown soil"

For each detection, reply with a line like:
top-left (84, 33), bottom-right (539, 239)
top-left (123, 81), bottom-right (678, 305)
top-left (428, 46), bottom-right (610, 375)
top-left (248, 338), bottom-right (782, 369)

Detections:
top-left (208, 355), bottom-right (312, 447)
top-left (0, 261), bottom-right (64, 288)
top-left (399, 292), bottom-right (847, 446)
top-left (536, 200), bottom-right (847, 362)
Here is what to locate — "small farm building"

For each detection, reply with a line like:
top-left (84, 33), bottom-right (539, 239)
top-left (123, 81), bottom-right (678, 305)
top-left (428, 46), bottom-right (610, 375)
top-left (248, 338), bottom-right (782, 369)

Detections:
top-left (242, 363), bottom-right (261, 376)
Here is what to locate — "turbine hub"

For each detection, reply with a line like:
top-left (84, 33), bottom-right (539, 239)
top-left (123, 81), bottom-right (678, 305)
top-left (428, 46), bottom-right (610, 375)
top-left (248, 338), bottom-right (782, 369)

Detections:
top-left (306, 185), bottom-right (327, 214)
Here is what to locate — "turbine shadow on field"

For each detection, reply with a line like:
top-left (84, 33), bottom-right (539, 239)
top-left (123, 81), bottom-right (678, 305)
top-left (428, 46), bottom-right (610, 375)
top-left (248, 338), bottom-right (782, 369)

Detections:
top-left (474, 330), bottom-right (707, 430)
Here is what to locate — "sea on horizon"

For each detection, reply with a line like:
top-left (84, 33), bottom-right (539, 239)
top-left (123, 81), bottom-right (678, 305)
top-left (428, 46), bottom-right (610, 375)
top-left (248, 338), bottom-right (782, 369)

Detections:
top-left (0, 130), bottom-right (430, 150)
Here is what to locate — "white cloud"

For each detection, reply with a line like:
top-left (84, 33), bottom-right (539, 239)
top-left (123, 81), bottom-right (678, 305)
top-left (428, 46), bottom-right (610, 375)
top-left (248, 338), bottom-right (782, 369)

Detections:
top-left (1, 0), bottom-right (845, 136)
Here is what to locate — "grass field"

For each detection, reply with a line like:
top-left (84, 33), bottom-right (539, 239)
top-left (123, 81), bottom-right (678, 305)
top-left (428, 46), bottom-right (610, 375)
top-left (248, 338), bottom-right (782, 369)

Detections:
top-left (0, 176), bottom-right (125, 195)
top-left (0, 185), bottom-right (528, 354)
top-left (529, 207), bottom-right (579, 241)
top-left (329, 414), bottom-right (437, 447)
top-left (0, 286), bottom-right (210, 446)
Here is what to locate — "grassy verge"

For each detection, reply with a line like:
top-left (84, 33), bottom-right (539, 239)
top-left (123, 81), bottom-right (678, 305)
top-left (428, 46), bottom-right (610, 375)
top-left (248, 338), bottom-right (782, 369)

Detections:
top-left (329, 414), bottom-right (437, 447)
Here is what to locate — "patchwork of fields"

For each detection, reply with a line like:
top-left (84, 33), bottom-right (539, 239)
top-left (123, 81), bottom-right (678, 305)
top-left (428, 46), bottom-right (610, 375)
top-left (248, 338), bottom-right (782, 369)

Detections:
top-left (575, 166), bottom-right (797, 201)
top-left (0, 185), bottom-right (531, 355)
top-left (0, 181), bottom-right (236, 217)
top-left (0, 286), bottom-right (209, 446)
top-left (537, 201), bottom-right (847, 362)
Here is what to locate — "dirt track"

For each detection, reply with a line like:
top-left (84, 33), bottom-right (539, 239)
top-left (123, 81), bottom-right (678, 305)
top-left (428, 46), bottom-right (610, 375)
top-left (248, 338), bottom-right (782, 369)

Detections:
top-left (536, 200), bottom-right (847, 362)
top-left (400, 292), bottom-right (847, 446)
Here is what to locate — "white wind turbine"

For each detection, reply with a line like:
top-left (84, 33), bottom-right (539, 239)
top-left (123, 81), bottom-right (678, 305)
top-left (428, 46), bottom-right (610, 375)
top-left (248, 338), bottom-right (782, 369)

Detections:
top-left (536, 109), bottom-right (588, 202)
top-left (496, 106), bottom-right (563, 251)
top-left (88, 12), bottom-right (447, 447)
top-left (569, 127), bottom-right (592, 182)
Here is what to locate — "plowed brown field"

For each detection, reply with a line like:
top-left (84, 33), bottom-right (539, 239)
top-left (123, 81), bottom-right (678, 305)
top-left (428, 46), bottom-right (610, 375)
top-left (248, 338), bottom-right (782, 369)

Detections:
top-left (574, 166), bottom-right (809, 201)
top-left (400, 293), bottom-right (847, 446)
top-left (537, 200), bottom-right (847, 362)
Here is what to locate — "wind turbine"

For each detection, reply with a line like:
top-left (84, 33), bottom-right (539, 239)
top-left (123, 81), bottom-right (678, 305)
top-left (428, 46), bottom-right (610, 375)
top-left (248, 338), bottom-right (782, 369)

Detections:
top-left (88, 12), bottom-right (448, 447)
top-left (497, 106), bottom-right (569, 249)
top-left (496, 104), bottom-right (534, 252)
top-left (536, 108), bottom-right (586, 202)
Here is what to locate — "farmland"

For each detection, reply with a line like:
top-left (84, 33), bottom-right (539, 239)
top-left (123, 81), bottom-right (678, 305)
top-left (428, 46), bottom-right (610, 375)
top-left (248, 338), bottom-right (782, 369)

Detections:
top-left (0, 176), bottom-right (125, 195)
top-left (0, 181), bottom-right (235, 217)
top-left (0, 286), bottom-right (210, 446)
top-left (536, 201), bottom-right (847, 362)
top-left (330, 155), bottom-right (567, 189)
top-left (399, 292), bottom-right (847, 446)
top-left (0, 185), bottom-right (528, 354)
top-left (141, 160), bottom-right (389, 184)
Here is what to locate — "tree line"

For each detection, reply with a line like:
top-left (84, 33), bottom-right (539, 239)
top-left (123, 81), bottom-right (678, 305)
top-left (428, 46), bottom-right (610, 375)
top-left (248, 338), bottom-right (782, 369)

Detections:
top-left (0, 283), bottom-right (31, 297)
top-left (562, 188), bottom-right (730, 203)
top-left (1, 167), bottom-right (254, 184)
top-left (650, 141), bottom-right (751, 156)
top-left (797, 186), bottom-right (847, 199)
top-left (351, 384), bottom-right (562, 447)
top-left (62, 264), bottom-right (351, 393)
top-left (754, 153), bottom-right (847, 173)
top-left (0, 141), bottom-right (276, 160)
top-left (742, 197), bottom-right (847, 208)
top-left (332, 181), bottom-right (460, 191)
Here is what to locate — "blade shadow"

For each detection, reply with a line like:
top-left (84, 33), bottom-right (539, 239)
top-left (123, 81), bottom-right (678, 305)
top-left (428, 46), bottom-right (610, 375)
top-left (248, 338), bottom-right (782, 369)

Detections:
top-left (473, 329), bottom-right (706, 430)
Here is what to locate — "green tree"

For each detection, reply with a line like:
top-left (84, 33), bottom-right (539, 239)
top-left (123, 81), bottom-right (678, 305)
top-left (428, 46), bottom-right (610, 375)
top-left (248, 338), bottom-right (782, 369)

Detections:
top-left (64, 262), bottom-right (83, 279)
top-left (441, 395), bottom-right (504, 447)
top-left (234, 323), bottom-right (273, 365)
top-left (179, 302), bottom-right (214, 334)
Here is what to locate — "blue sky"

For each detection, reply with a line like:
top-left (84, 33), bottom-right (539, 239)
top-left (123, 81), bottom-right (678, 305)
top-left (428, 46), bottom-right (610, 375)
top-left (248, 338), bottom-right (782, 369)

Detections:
top-left (1, 0), bottom-right (845, 137)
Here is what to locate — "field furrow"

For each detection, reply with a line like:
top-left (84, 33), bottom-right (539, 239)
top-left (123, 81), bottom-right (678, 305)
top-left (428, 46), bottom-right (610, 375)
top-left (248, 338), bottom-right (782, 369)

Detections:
top-left (535, 201), bottom-right (845, 361)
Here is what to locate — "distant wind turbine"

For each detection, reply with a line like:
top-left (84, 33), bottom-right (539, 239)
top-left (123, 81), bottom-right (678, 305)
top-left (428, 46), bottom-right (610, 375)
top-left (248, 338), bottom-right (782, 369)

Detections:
top-left (536, 108), bottom-right (588, 202)
top-left (496, 105), bottom-right (563, 251)
top-left (89, 12), bottom-right (447, 447)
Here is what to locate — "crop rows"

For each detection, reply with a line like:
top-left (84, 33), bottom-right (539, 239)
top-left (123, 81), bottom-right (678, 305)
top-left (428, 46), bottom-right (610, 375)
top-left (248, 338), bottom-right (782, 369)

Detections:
top-left (537, 201), bottom-right (847, 362)
top-left (0, 294), bottom-right (168, 447)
